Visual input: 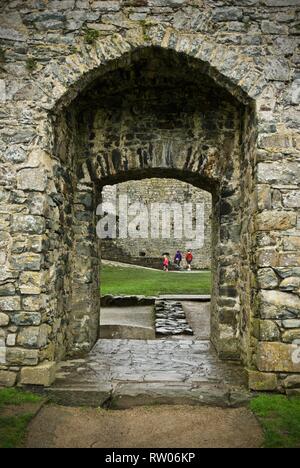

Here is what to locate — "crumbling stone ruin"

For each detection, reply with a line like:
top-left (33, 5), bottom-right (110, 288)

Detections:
top-left (0, 0), bottom-right (299, 392)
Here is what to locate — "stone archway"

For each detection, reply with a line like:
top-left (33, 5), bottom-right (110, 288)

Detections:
top-left (1, 25), bottom-right (298, 393)
top-left (50, 44), bottom-right (257, 370)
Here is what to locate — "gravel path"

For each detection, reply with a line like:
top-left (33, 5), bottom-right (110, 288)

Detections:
top-left (26, 404), bottom-right (263, 448)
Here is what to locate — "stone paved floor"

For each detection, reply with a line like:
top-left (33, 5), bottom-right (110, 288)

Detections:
top-left (45, 302), bottom-right (248, 407)
top-left (48, 338), bottom-right (248, 408)
top-left (58, 339), bottom-right (243, 385)
top-left (56, 339), bottom-right (245, 387)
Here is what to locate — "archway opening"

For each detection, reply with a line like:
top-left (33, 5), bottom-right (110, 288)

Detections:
top-left (99, 176), bottom-right (212, 342)
top-left (52, 46), bottom-right (256, 371)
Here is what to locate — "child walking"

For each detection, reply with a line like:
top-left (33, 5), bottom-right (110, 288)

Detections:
top-left (163, 254), bottom-right (170, 272)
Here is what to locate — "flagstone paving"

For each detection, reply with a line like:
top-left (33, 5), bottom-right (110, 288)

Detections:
top-left (45, 338), bottom-right (249, 408)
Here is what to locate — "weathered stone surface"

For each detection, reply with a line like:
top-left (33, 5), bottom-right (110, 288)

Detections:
top-left (212, 7), bottom-right (243, 22)
top-left (20, 272), bottom-right (43, 295)
top-left (282, 191), bottom-right (300, 208)
top-left (248, 370), bottom-right (277, 391)
top-left (4, 146), bottom-right (26, 163)
top-left (262, 0), bottom-right (299, 5)
top-left (282, 330), bottom-right (300, 344)
top-left (257, 248), bottom-right (279, 268)
top-left (0, 313), bottom-right (9, 326)
top-left (0, 283), bottom-right (16, 296)
top-left (256, 211), bottom-right (296, 231)
top-left (0, 296), bottom-right (21, 311)
top-left (17, 169), bottom-right (47, 192)
top-left (6, 348), bottom-right (39, 366)
top-left (11, 312), bottom-right (41, 326)
top-left (257, 162), bottom-right (300, 185)
top-left (0, 80), bottom-right (6, 103)
top-left (283, 375), bottom-right (300, 389)
top-left (6, 333), bottom-right (16, 347)
top-left (257, 268), bottom-right (278, 289)
top-left (255, 320), bottom-right (280, 342)
top-left (0, 370), bottom-right (17, 387)
top-left (11, 215), bottom-right (45, 235)
top-left (20, 361), bottom-right (56, 387)
top-left (282, 319), bottom-right (300, 329)
top-left (10, 253), bottom-right (42, 271)
top-left (258, 290), bottom-right (300, 319)
top-left (280, 277), bottom-right (300, 293)
top-left (256, 342), bottom-right (300, 373)
top-left (17, 324), bottom-right (49, 349)
top-left (264, 58), bottom-right (290, 82)
top-left (22, 295), bottom-right (46, 312)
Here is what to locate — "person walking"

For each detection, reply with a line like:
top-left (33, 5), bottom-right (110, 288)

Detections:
top-left (174, 250), bottom-right (182, 269)
top-left (163, 254), bottom-right (170, 272)
top-left (185, 249), bottom-right (193, 271)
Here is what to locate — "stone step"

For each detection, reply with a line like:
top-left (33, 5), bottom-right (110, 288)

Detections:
top-left (41, 381), bottom-right (252, 409)
top-left (158, 295), bottom-right (211, 301)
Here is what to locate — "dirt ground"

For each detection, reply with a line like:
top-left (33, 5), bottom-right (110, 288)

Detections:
top-left (26, 404), bottom-right (263, 448)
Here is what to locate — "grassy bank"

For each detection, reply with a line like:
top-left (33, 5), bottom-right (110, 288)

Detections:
top-left (0, 388), bottom-right (43, 448)
top-left (250, 394), bottom-right (300, 448)
top-left (101, 264), bottom-right (212, 296)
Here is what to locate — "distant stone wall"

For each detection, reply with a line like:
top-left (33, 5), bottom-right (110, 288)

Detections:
top-left (101, 179), bottom-right (212, 269)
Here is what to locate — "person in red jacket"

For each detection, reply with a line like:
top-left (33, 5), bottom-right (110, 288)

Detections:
top-left (185, 250), bottom-right (193, 271)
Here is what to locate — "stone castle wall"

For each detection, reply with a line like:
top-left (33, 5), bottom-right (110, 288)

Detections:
top-left (101, 179), bottom-right (212, 269)
top-left (0, 0), bottom-right (298, 392)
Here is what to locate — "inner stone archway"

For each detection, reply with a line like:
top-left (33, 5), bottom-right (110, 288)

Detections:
top-left (51, 46), bottom-right (256, 369)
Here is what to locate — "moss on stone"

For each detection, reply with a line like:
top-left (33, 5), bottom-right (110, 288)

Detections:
top-left (26, 57), bottom-right (37, 73)
top-left (83, 28), bottom-right (100, 45)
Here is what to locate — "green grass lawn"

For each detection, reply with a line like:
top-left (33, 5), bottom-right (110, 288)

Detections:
top-left (250, 394), bottom-right (300, 448)
top-left (0, 388), bottom-right (43, 448)
top-left (101, 264), bottom-right (212, 296)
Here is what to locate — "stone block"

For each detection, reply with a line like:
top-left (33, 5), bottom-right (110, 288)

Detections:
top-left (20, 271), bottom-right (44, 295)
top-left (257, 268), bottom-right (278, 289)
top-left (283, 237), bottom-right (300, 252)
top-left (0, 296), bottom-right (21, 311)
top-left (256, 320), bottom-right (281, 341)
top-left (256, 342), bottom-right (300, 373)
top-left (10, 253), bottom-right (42, 271)
top-left (257, 248), bottom-right (279, 268)
top-left (6, 333), bottom-right (16, 347)
top-left (258, 290), bottom-right (300, 319)
top-left (283, 375), bottom-right (300, 389)
top-left (6, 347), bottom-right (39, 366)
top-left (17, 169), bottom-right (47, 192)
top-left (282, 191), bottom-right (300, 208)
top-left (248, 369), bottom-right (278, 391)
top-left (262, 0), bottom-right (299, 5)
top-left (257, 162), bottom-right (300, 185)
top-left (22, 295), bottom-right (46, 312)
top-left (11, 215), bottom-right (45, 235)
top-left (282, 319), bottom-right (300, 329)
top-left (282, 329), bottom-right (300, 343)
top-left (280, 276), bottom-right (300, 293)
top-left (0, 370), bottom-right (17, 388)
top-left (4, 146), bottom-right (26, 163)
top-left (20, 361), bottom-right (56, 387)
top-left (11, 312), bottom-right (42, 326)
top-left (256, 211), bottom-right (296, 231)
top-left (0, 312), bottom-right (9, 326)
top-left (0, 283), bottom-right (16, 296)
top-left (17, 324), bottom-right (49, 349)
